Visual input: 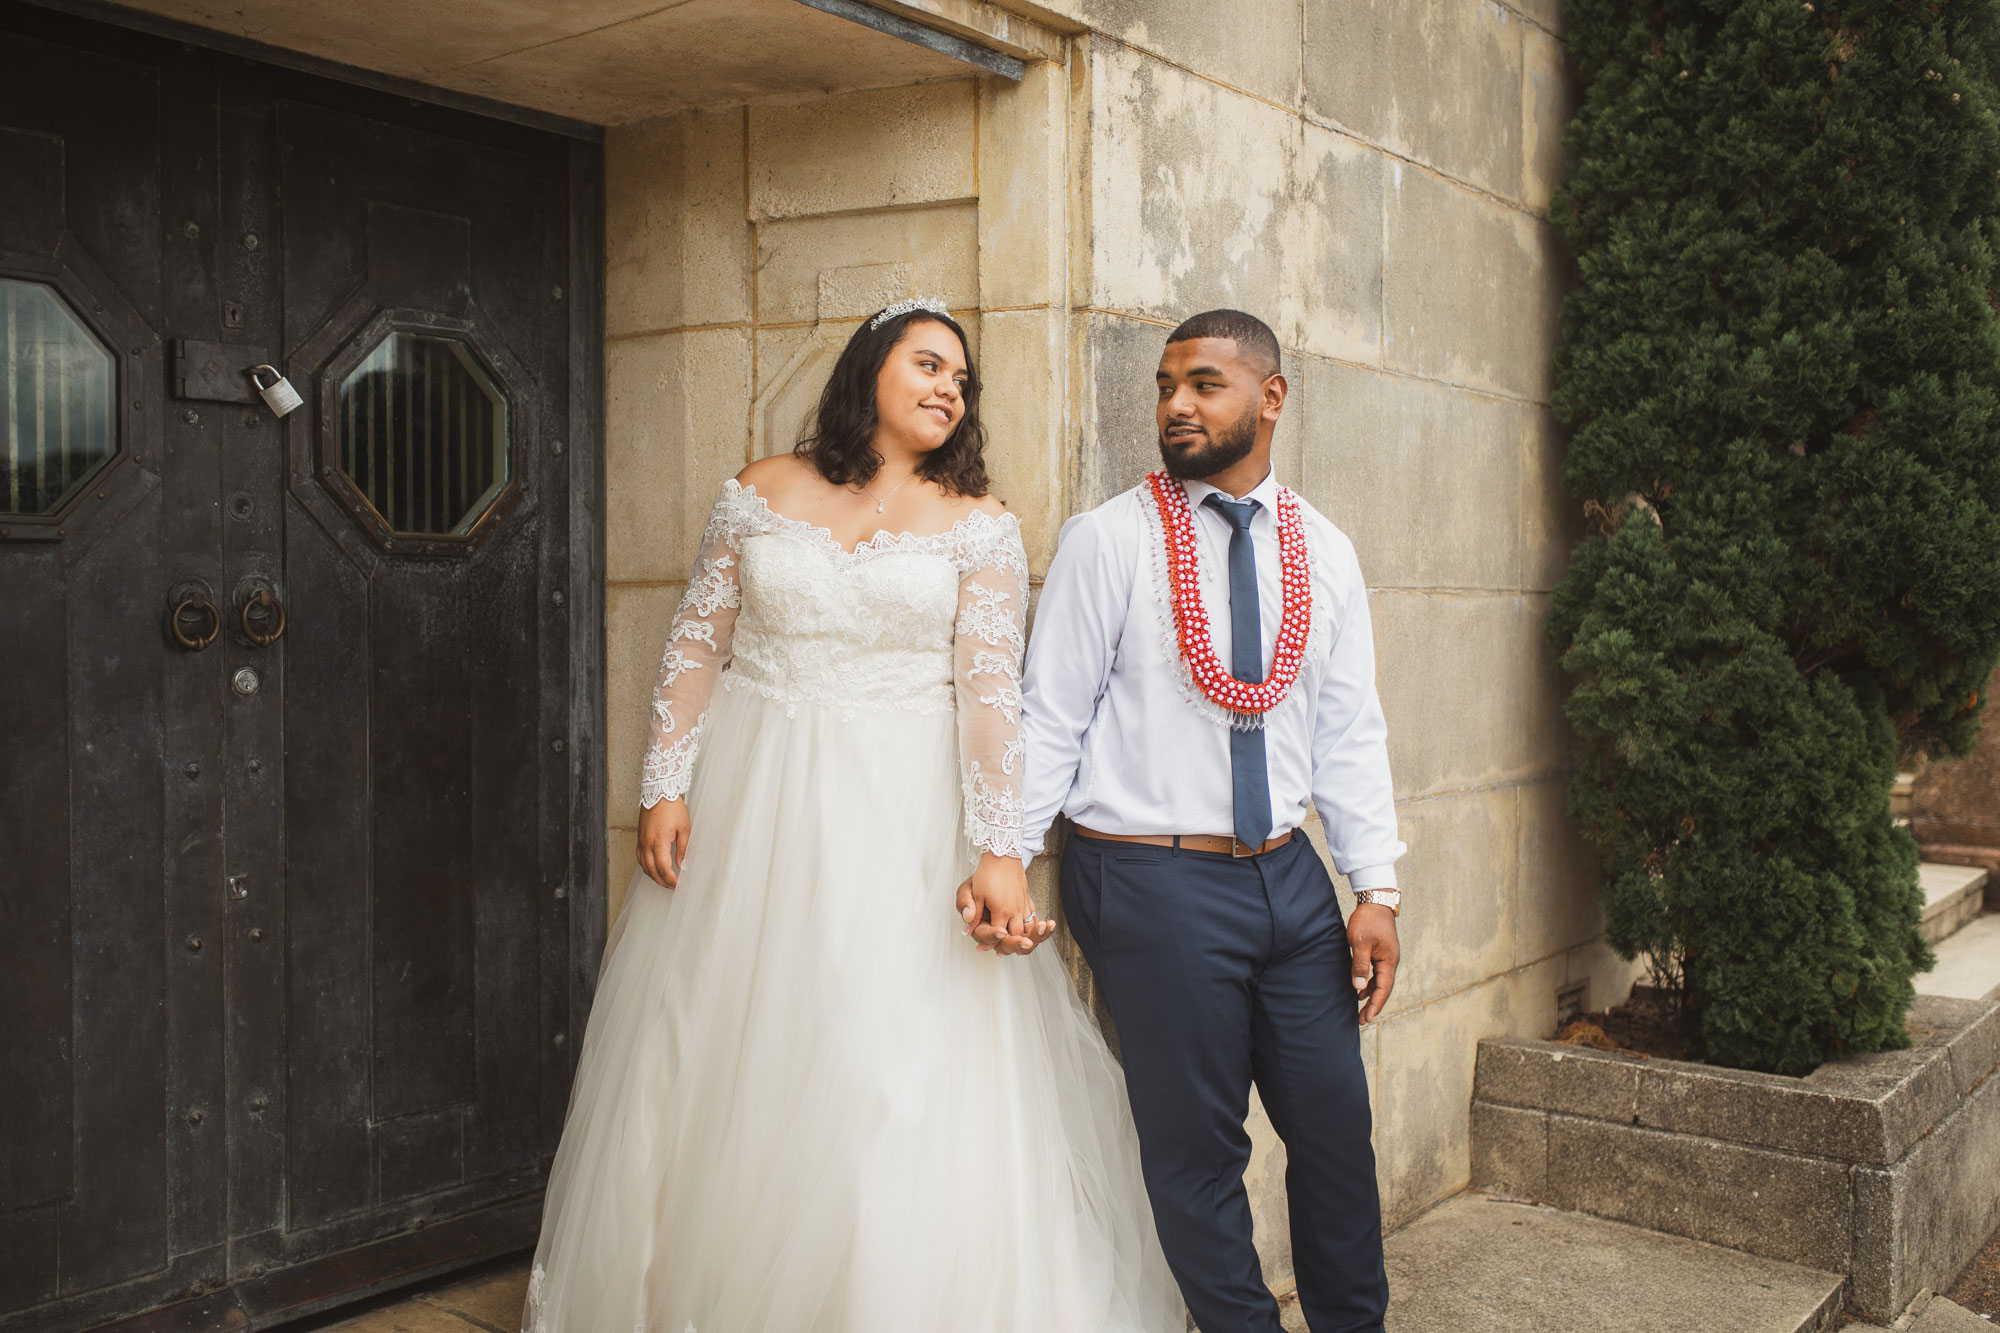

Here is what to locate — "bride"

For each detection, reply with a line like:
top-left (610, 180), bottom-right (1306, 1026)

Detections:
top-left (523, 299), bottom-right (1185, 1332)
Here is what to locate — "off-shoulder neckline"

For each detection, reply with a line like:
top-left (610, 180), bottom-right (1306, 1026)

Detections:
top-left (725, 478), bottom-right (1019, 559)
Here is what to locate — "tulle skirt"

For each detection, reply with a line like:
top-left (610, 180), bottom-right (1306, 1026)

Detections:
top-left (524, 684), bottom-right (1186, 1332)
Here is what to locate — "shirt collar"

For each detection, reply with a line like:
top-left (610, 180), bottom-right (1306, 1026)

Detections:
top-left (1181, 469), bottom-right (1280, 516)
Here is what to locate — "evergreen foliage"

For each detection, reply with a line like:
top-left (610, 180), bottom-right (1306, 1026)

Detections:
top-left (1551, 0), bottom-right (2000, 1072)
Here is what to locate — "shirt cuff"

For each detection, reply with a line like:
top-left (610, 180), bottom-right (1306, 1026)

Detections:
top-left (1346, 863), bottom-right (1398, 892)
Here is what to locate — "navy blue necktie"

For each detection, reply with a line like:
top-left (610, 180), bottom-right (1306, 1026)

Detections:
top-left (1201, 494), bottom-right (1274, 851)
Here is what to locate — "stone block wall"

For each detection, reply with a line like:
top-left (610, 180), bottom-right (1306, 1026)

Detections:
top-left (1059, 0), bottom-right (1644, 1232)
top-left (597, 0), bottom-right (1639, 1291)
top-left (600, 70), bottom-right (1073, 919)
top-left (1912, 665), bottom-right (2000, 876)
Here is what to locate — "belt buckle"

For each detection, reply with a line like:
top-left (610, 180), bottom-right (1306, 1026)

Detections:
top-left (1231, 837), bottom-right (1258, 858)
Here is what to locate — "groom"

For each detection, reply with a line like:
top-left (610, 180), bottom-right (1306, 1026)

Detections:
top-left (1017, 310), bottom-right (1405, 1332)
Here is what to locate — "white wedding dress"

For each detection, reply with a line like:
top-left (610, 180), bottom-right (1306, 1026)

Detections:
top-left (523, 481), bottom-right (1184, 1333)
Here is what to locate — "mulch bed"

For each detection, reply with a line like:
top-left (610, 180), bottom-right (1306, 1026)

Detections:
top-left (1552, 984), bottom-right (1696, 1062)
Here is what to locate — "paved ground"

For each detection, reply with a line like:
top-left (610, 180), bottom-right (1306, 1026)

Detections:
top-left (296, 1196), bottom-right (2000, 1332)
top-left (1379, 1194), bottom-right (1844, 1333)
top-left (288, 1260), bottom-right (529, 1333)
top-left (1908, 1294), bottom-right (1994, 1331)
top-left (296, 1206), bottom-right (1850, 1333)
top-left (1923, 912), bottom-right (2000, 1001)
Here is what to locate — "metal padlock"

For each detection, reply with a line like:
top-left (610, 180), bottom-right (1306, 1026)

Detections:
top-left (248, 364), bottom-right (303, 418)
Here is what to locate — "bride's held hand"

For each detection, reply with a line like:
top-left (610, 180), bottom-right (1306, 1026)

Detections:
top-left (638, 798), bottom-right (691, 888)
top-left (957, 854), bottom-right (1055, 956)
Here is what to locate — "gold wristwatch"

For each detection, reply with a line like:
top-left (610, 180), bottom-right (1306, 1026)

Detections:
top-left (1355, 888), bottom-right (1401, 917)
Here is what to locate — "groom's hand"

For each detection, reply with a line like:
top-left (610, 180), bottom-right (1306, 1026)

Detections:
top-left (1349, 904), bottom-right (1400, 1024)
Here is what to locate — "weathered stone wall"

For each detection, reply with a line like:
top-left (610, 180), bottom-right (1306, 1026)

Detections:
top-left (1061, 0), bottom-right (1644, 1236)
top-left (607, 84), bottom-right (941, 915)
top-left (601, 67), bottom-right (1074, 917)
top-left (1911, 665), bottom-right (2000, 871)
top-left (598, 0), bottom-right (1641, 1293)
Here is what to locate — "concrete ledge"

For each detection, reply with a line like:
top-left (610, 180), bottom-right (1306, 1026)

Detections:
top-left (1921, 863), bottom-right (1991, 945)
top-left (1852, 1073), bottom-right (2000, 1318)
top-left (1471, 996), bottom-right (2000, 1321)
top-left (1546, 1113), bottom-right (1852, 1273)
top-left (1470, 1101), bottom-right (1547, 1202)
top-left (1907, 1295), bottom-right (1994, 1332)
top-left (1477, 997), bottom-right (1997, 1165)
top-left (1908, 841), bottom-right (2000, 911)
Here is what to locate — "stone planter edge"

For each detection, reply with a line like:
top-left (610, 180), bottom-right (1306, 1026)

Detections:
top-left (1469, 995), bottom-right (2000, 1321)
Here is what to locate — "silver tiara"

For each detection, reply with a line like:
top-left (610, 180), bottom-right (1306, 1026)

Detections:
top-left (868, 297), bottom-right (951, 330)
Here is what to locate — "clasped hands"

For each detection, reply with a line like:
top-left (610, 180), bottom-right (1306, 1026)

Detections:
top-left (645, 803), bottom-right (1055, 957)
top-left (956, 853), bottom-right (1056, 957)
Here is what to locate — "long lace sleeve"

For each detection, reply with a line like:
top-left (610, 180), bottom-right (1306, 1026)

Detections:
top-left (952, 514), bottom-right (1029, 860)
top-left (640, 486), bottom-right (748, 809)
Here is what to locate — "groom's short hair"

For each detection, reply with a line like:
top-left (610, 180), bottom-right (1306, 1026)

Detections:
top-left (1166, 309), bottom-right (1281, 377)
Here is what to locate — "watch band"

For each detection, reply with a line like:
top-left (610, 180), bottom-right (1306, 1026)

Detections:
top-left (1355, 888), bottom-right (1401, 917)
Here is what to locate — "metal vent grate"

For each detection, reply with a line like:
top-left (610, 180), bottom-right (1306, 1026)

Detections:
top-left (1, 278), bottom-right (116, 516)
top-left (338, 331), bottom-right (509, 536)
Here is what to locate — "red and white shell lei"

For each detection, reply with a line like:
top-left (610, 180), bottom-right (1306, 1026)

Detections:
top-left (1147, 469), bottom-right (1312, 721)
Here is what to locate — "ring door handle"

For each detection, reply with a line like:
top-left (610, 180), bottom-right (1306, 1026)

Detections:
top-left (170, 594), bottom-right (221, 652)
top-left (241, 587), bottom-right (286, 648)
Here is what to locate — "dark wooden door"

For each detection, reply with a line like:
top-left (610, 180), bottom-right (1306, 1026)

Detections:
top-left (0, 7), bottom-right (603, 1329)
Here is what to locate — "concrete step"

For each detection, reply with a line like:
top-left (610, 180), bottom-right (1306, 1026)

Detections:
top-left (1922, 863), bottom-right (1992, 946)
top-left (1906, 1294), bottom-right (1993, 1331)
top-left (1376, 1194), bottom-right (1844, 1333)
top-left (1921, 911), bottom-right (2000, 1002)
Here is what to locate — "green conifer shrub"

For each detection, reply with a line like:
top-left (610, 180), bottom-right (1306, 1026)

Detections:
top-left (1551, 0), bottom-right (2000, 1073)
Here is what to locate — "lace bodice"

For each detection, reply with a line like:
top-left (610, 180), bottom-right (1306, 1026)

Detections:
top-left (640, 479), bottom-right (1028, 859)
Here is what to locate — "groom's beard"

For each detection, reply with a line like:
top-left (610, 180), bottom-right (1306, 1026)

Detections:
top-left (1158, 406), bottom-right (1260, 481)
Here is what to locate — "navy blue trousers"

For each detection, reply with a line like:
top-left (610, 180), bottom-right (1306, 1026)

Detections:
top-left (1060, 832), bottom-right (1388, 1333)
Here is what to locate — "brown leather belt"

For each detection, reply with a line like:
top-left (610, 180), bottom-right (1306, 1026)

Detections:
top-left (1074, 826), bottom-right (1293, 859)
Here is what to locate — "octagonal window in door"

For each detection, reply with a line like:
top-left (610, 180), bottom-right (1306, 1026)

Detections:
top-left (2, 278), bottom-right (117, 516)
top-left (338, 331), bottom-right (510, 536)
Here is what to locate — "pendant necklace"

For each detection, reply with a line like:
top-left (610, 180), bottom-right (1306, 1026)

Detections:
top-left (861, 470), bottom-right (916, 514)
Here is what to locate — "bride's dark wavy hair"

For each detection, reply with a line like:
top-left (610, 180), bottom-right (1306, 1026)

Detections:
top-left (795, 308), bottom-right (990, 497)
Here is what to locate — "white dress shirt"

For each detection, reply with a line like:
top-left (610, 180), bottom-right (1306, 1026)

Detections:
top-left (1019, 471), bottom-right (1404, 889)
